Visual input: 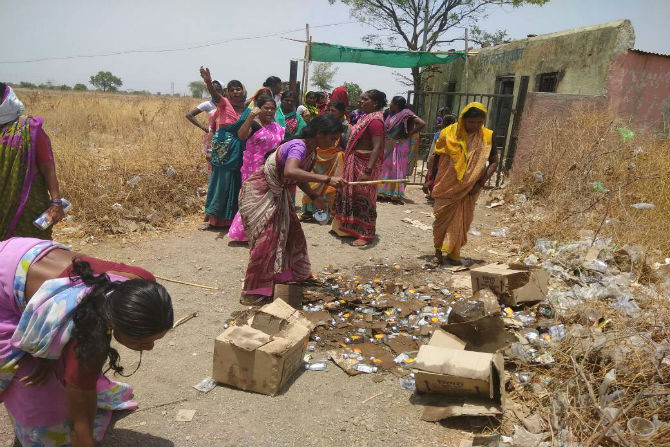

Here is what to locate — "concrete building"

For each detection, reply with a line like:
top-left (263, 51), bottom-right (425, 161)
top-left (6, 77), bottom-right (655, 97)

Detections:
top-left (425, 19), bottom-right (669, 169)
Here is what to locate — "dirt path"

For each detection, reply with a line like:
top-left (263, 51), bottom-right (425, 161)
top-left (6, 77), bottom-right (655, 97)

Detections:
top-left (0, 187), bottom-right (517, 447)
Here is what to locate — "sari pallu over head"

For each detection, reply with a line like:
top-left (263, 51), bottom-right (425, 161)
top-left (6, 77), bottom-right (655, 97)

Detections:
top-left (433, 102), bottom-right (492, 183)
top-left (239, 145), bottom-right (316, 274)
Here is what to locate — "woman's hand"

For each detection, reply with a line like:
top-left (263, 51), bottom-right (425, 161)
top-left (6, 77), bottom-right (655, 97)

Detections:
top-left (49, 204), bottom-right (65, 225)
top-left (20, 357), bottom-right (55, 386)
top-left (313, 196), bottom-right (327, 212)
top-left (328, 176), bottom-right (347, 188)
top-left (359, 173), bottom-right (371, 182)
top-left (251, 107), bottom-right (261, 118)
top-left (422, 181), bottom-right (431, 195)
top-left (469, 179), bottom-right (485, 196)
top-left (200, 66), bottom-right (212, 84)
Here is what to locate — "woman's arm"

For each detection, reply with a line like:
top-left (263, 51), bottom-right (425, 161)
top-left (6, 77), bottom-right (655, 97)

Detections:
top-left (409, 116), bottom-right (426, 134)
top-left (470, 150), bottom-right (499, 195)
top-left (200, 66), bottom-right (223, 105)
top-left (237, 108), bottom-right (259, 140)
top-left (360, 134), bottom-right (384, 181)
top-left (66, 386), bottom-right (97, 447)
top-left (185, 107), bottom-right (208, 132)
top-left (284, 157), bottom-right (346, 187)
top-left (36, 130), bottom-right (65, 223)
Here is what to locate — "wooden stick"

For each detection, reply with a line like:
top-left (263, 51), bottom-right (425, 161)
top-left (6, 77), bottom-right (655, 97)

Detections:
top-left (155, 275), bottom-right (220, 290)
top-left (348, 179), bottom-right (409, 186)
top-left (173, 312), bottom-right (198, 329)
top-left (361, 392), bottom-right (383, 404)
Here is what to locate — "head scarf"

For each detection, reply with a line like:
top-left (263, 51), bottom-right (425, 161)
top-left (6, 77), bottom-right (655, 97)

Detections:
top-left (433, 102), bottom-right (492, 182)
top-left (303, 91), bottom-right (320, 117)
top-left (330, 86), bottom-right (349, 108)
top-left (0, 86), bottom-right (25, 126)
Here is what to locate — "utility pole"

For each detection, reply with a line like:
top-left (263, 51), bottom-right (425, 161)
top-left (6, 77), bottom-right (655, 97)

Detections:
top-left (464, 28), bottom-right (469, 98)
top-left (301, 24), bottom-right (311, 101)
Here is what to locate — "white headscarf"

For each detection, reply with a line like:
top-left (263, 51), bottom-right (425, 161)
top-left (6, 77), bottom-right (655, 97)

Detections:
top-left (0, 86), bottom-right (25, 126)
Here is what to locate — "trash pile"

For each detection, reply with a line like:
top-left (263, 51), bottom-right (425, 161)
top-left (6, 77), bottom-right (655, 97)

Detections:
top-left (501, 235), bottom-right (670, 446)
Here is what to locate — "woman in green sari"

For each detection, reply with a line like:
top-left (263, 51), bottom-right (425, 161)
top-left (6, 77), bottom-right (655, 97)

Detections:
top-left (0, 83), bottom-right (64, 240)
top-left (275, 90), bottom-right (306, 139)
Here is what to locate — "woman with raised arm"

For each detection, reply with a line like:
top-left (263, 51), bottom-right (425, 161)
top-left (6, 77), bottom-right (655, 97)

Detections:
top-left (0, 236), bottom-right (173, 446)
top-left (431, 102), bottom-right (498, 265)
top-left (238, 115), bottom-right (347, 305)
top-left (227, 96), bottom-right (285, 241)
top-left (378, 96), bottom-right (425, 202)
top-left (331, 89), bottom-right (387, 246)
top-left (199, 67), bottom-right (248, 229)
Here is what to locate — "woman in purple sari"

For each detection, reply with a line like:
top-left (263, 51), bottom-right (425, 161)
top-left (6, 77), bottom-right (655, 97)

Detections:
top-left (377, 96), bottom-right (425, 202)
top-left (228, 96), bottom-right (285, 241)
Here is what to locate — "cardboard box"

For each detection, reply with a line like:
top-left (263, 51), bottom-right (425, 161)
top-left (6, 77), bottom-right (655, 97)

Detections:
top-left (212, 299), bottom-right (313, 396)
top-left (470, 263), bottom-right (549, 306)
top-left (273, 283), bottom-right (303, 309)
top-left (413, 329), bottom-right (504, 421)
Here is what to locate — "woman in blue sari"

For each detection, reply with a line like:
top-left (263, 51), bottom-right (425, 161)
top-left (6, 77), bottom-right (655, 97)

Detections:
top-left (200, 67), bottom-right (249, 229)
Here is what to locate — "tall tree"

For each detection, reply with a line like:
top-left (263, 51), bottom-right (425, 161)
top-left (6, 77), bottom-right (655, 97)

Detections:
top-left (329, 0), bottom-right (549, 91)
top-left (311, 62), bottom-right (339, 91)
top-left (344, 82), bottom-right (363, 103)
top-left (89, 71), bottom-right (123, 92)
top-left (188, 81), bottom-right (207, 98)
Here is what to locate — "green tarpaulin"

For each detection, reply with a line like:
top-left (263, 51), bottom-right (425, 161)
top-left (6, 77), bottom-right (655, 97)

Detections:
top-left (309, 42), bottom-right (464, 68)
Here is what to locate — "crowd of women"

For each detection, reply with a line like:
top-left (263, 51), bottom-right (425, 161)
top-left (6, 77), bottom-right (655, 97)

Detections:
top-left (0, 73), bottom-right (497, 445)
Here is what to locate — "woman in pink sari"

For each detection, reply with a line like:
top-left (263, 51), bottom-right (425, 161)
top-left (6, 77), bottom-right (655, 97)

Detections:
top-left (228, 96), bottom-right (285, 241)
top-left (378, 96), bottom-right (425, 202)
top-left (0, 237), bottom-right (173, 446)
top-left (331, 89), bottom-right (387, 246)
top-left (238, 115), bottom-right (347, 305)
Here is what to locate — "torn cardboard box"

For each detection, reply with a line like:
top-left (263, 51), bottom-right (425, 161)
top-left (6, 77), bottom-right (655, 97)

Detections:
top-left (470, 263), bottom-right (549, 306)
top-left (413, 329), bottom-right (504, 421)
top-left (212, 299), bottom-right (314, 396)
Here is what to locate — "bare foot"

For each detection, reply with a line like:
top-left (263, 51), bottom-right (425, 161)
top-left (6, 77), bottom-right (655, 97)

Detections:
top-left (446, 257), bottom-right (463, 266)
top-left (435, 249), bottom-right (444, 265)
top-left (352, 238), bottom-right (368, 247)
top-left (239, 294), bottom-right (271, 306)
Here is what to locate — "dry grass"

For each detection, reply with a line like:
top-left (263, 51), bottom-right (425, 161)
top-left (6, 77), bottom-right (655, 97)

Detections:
top-left (508, 105), bottom-right (670, 257)
top-left (18, 89), bottom-right (208, 236)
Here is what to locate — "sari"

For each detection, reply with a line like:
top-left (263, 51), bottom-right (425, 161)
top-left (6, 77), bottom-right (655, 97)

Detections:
top-left (432, 103), bottom-right (493, 261)
top-left (0, 237), bottom-right (137, 446)
top-left (378, 109), bottom-right (420, 200)
top-left (228, 122), bottom-right (285, 241)
top-left (204, 108), bottom-right (249, 226)
top-left (1, 114), bottom-right (51, 240)
top-left (276, 109), bottom-right (306, 140)
top-left (301, 92), bottom-right (320, 122)
top-left (239, 141), bottom-right (316, 297)
top-left (331, 111), bottom-right (385, 242)
top-left (301, 139), bottom-right (347, 221)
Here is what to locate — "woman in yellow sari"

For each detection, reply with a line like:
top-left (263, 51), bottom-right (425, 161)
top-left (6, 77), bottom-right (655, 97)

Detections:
top-left (429, 102), bottom-right (498, 265)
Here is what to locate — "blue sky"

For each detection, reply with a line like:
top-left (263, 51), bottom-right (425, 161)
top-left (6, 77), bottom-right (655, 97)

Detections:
top-left (1, 0), bottom-right (667, 98)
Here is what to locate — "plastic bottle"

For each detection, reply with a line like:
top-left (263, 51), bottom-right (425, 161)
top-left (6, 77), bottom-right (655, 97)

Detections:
top-left (355, 363), bottom-right (378, 374)
top-left (399, 377), bottom-right (416, 391)
top-left (33, 199), bottom-right (72, 230)
top-left (305, 361), bottom-right (327, 371)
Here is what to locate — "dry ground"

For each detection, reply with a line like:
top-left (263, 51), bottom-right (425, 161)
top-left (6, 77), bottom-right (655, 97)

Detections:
top-left (0, 187), bottom-right (517, 447)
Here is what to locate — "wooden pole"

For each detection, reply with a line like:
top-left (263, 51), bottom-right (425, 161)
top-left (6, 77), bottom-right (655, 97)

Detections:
top-left (464, 28), bottom-right (469, 99)
top-left (301, 24), bottom-right (311, 100)
top-left (289, 60), bottom-right (298, 93)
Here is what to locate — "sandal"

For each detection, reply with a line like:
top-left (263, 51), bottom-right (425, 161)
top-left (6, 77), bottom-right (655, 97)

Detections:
top-left (239, 294), bottom-right (271, 306)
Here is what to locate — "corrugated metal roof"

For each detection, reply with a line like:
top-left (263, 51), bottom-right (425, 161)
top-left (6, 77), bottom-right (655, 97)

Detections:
top-left (631, 48), bottom-right (670, 57)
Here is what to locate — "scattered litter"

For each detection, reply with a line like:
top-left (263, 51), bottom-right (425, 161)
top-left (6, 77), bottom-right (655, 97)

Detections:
top-left (617, 127), bottom-right (634, 142)
top-left (533, 171), bottom-right (544, 183)
top-left (468, 229), bottom-right (481, 237)
top-left (125, 175), bottom-right (142, 187)
top-left (487, 200), bottom-right (505, 209)
top-left (304, 361), bottom-right (328, 371)
top-left (165, 166), bottom-right (176, 177)
top-left (175, 409), bottom-right (196, 422)
top-left (111, 203), bottom-right (123, 211)
top-left (401, 218), bottom-right (431, 231)
top-left (490, 227), bottom-right (509, 237)
top-left (630, 202), bottom-right (655, 210)
top-left (192, 377), bottom-right (216, 393)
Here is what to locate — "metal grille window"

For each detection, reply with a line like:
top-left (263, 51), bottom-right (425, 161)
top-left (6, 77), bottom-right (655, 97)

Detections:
top-left (538, 72), bottom-right (559, 92)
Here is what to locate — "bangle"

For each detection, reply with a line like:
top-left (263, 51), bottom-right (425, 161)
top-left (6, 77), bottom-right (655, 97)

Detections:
top-left (325, 176), bottom-right (331, 184)
top-left (50, 199), bottom-right (63, 206)
top-left (364, 168), bottom-right (373, 175)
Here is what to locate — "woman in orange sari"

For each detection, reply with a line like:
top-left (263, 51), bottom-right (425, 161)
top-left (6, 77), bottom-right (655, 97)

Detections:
top-left (430, 102), bottom-right (498, 265)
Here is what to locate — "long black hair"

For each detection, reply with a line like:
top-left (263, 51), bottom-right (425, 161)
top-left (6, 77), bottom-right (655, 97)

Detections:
top-left (461, 106), bottom-right (486, 119)
top-left (391, 96), bottom-right (408, 110)
top-left (227, 80), bottom-right (243, 90)
top-left (255, 96), bottom-right (277, 109)
top-left (263, 76), bottom-right (282, 88)
top-left (70, 259), bottom-right (173, 375)
top-left (328, 100), bottom-right (346, 113)
top-left (365, 89), bottom-right (388, 110)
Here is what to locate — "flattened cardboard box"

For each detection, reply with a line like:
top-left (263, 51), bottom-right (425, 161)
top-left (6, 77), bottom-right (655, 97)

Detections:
top-left (413, 329), bottom-right (504, 421)
top-left (470, 263), bottom-right (549, 306)
top-left (212, 299), bottom-right (314, 396)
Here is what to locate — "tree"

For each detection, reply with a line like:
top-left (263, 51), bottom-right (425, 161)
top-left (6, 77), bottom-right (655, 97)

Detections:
top-left (344, 82), bottom-right (363, 103)
top-left (188, 80), bottom-right (207, 98)
top-left (330, 0), bottom-right (549, 91)
top-left (89, 71), bottom-right (123, 92)
top-left (19, 81), bottom-right (37, 89)
top-left (73, 83), bottom-right (88, 91)
top-left (311, 62), bottom-right (338, 91)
